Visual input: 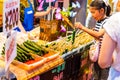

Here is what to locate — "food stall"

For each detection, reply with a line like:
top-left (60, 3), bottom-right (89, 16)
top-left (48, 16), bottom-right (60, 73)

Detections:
top-left (0, 0), bottom-right (94, 80)
top-left (0, 30), bottom-right (94, 80)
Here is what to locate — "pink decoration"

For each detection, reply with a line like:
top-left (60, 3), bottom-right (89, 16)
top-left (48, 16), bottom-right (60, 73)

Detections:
top-left (38, 0), bottom-right (42, 3)
top-left (46, 0), bottom-right (55, 3)
top-left (37, 1), bottom-right (44, 11)
top-left (60, 25), bottom-right (66, 32)
top-left (55, 13), bottom-right (62, 20)
top-left (56, 8), bottom-right (61, 13)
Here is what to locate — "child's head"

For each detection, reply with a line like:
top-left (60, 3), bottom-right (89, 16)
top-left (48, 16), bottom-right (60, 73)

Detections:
top-left (89, 0), bottom-right (111, 21)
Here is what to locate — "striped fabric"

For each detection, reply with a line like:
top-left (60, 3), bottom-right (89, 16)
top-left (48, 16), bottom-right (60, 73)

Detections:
top-left (94, 17), bottom-right (108, 48)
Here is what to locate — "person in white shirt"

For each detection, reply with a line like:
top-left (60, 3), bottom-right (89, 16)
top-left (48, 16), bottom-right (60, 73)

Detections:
top-left (98, 12), bottom-right (120, 80)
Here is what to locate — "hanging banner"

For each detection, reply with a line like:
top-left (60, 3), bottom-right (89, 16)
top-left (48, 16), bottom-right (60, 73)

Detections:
top-left (3, 0), bottom-right (19, 34)
top-left (5, 31), bottom-right (17, 72)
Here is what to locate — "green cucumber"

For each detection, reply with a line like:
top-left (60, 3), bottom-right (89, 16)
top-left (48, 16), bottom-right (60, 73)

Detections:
top-left (72, 30), bottom-right (76, 44)
top-left (23, 42), bottom-right (39, 52)
top-left (17, 44), bottom-right (30, 53)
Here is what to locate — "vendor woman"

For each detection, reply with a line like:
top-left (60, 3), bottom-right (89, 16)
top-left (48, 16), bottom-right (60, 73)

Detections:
top-left (16, 0), bottom-right (57, 33)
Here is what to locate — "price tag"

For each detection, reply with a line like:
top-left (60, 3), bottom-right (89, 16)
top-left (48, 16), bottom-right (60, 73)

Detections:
top-left (3, 0), bottom-right (19, 33)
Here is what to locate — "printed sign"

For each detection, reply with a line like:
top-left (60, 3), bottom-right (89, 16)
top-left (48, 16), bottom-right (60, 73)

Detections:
top-left (3, 0), bottom-right (19, 33)
top-left (5, 31), bottom-right (17, 71)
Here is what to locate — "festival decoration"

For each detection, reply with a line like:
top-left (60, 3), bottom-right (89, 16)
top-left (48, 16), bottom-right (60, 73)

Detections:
top-left (72, 1), bottom-right (81, 8)
top-left (54, 1), bottom-right (81, 37)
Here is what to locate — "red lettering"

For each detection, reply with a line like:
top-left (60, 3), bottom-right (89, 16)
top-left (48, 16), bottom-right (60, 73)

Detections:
top-left (59, 72), bottom-right (63, 79)
top-left (53, 76), bottom-right (58, 80)
top-left (6, 38), bottom-right (15, 61)
top-left (34, 76), bottom-right (40, 80)
top-left (29, 76), bottom-right (40, 80)
top-left (5, 8), bottom-right (19, 31)
top-left (6, 4), bottom-right (9, 8)
top-left (53, 72), bottom-right (63, 80)
top-left (5, 1), bottom-right (18, 8)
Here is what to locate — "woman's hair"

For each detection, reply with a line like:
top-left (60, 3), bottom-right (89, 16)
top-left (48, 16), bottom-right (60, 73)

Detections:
top-left (90, 0), bottom-right (111, 16)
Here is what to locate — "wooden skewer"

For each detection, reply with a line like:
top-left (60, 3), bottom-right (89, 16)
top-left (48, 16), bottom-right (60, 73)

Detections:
top-left (61, 15), bottom-right (74, 29)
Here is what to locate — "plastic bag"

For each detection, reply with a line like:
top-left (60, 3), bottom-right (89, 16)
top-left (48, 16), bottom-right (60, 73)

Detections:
top-left (89, 41), bottom-right (100, 62)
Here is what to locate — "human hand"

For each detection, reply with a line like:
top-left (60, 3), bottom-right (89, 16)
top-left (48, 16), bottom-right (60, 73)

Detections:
top-left (74, 22), bottom-right (84, 29)
top-left (46, 7), bottom-right (52, 13)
